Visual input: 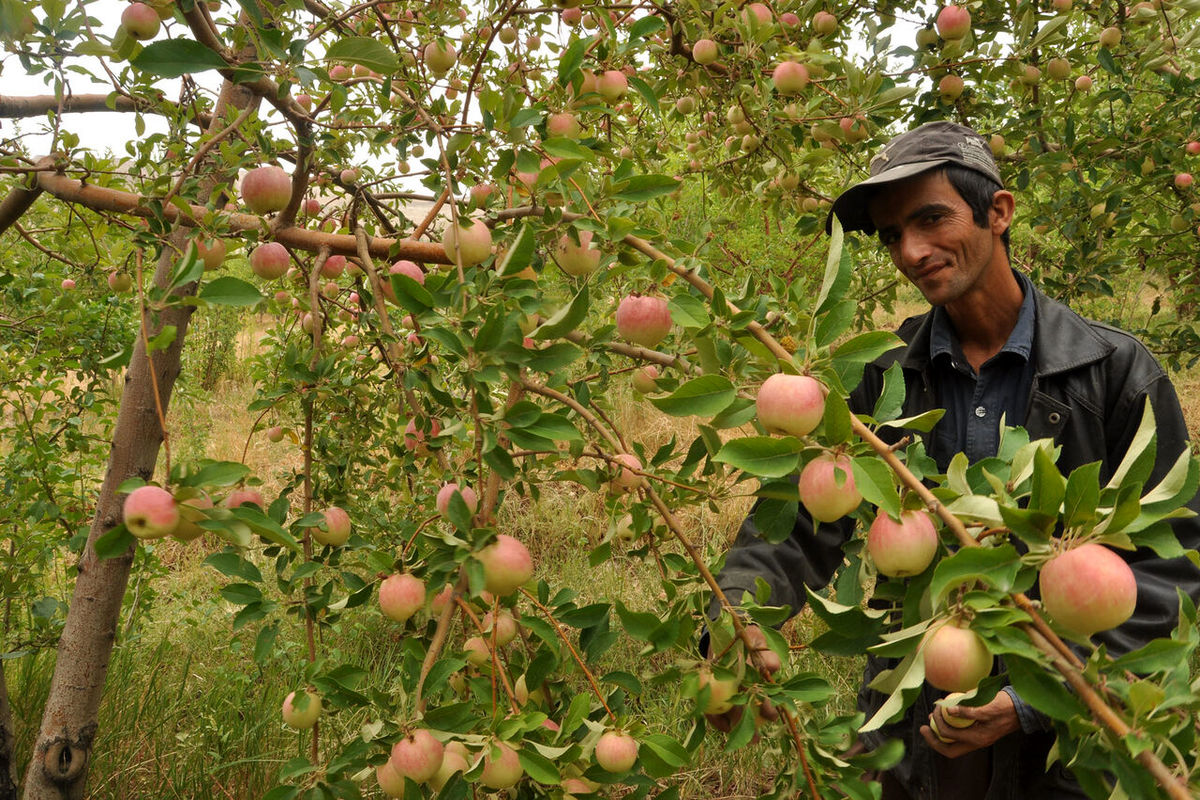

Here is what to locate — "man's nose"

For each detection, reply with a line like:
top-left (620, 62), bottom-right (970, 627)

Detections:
top-left (897, 230), bottom-right (933, 268)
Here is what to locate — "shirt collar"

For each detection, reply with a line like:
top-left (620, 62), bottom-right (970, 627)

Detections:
top-left (929, 270), bottom-right (1036, 363)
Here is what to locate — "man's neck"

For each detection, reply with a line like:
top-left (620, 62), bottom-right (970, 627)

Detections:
top-left (942, 266), bottom-right (1025, 371)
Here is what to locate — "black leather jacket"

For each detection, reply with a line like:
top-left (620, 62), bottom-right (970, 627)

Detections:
top-left (718, 286), bottom-right (1200, 799)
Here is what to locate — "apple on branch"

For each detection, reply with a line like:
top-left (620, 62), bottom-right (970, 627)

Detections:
top-left (281, 689), bottom-right (321, 729)
top-left (1039, 542), bottom-right (1137, 636)
top-left (755, 373), bottom-right (825, 437)
top-left (241, 166), bottom-right (292, 215)
top-left (595, 730), bottom-right (639, 772)
top-left (122, 485), bottom-right (180, 540)
top-left (922, 621), bottom-right (992, 693)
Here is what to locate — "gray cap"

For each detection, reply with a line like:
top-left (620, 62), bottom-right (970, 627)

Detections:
top-left (827, 121), bottom-right (1003, 234)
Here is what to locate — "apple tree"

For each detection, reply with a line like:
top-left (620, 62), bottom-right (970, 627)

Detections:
top-left (1, 0), bottom-right (1200, 798)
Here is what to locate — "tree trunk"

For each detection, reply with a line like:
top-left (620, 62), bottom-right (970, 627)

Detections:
top-left (0, 658), bottom-right (16, 800)
top-left (19, 78), bottom-right (260, 800)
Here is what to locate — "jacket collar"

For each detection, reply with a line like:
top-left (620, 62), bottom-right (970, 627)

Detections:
top-left (897, 279), bottom-right (1115, 377)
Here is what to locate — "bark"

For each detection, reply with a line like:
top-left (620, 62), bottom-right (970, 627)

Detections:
top-left (0, 171), bottom-right (43, 237)
top-left (0, 95), bottom-right (211, 129)
top-left (18, 77), bottom-right (262, 800)
top-left (29, 169), bottom-right (451, 265)
top-left (0, 659), bottom-right (16, 800)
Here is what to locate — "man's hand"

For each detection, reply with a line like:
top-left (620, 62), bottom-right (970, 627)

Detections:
top-left (705, 624), bottom-right (781, 733)
top-left (919, 691), bottom-right (1020, 758)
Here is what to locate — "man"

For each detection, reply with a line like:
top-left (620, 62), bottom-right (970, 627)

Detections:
top-left (714, 121), bottom-right (1200, 798)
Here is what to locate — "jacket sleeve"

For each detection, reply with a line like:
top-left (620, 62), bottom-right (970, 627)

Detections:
top-left (1094, 368), bottom-right (1200, 658)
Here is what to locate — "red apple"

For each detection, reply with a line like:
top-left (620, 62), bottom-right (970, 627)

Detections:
top-left (812, 10), bottom-right (837, 35)
top-left (480, 741), bottom-right (522, 788)
top-left (697, 667), bottom-right (738, 714)
top-left (241, 165), bottom-right (291, 214)
top-left (797, 453), bottom-right (861, 522)
top-left (938, 74), bottom-right (964, 101)
top-left (108, 271), bottom-right (133, 292)
top-left (610, 453), bottom-right (645, 492)
top-left (598, 70), bottom-right (628, 103)
top-left (935, 4), bottom-right (971, 39)
top-left (1039, 543), bottom-right (1137, 636)
top-left (123, 485), bottom-right (180, 539)
top-left (389, 728), bottom-right (444, 783)
top-left (615, 294), bottom-right (671, 348)
top-left (320, 254), bottom-right (346, 278)
top-left (546, 112), bottom-right (582, 139)
top-left (250, 243), bottom-right (290, 280)
top-left (312, 506), bottom-right (350, 546)
top-left (692, 38), bottom-right (718, 65)
top-left (442, 218), bottom-right (493, 266)
top-left (464, 635), bottom-right (491, 667)
top-left (431, 742), bottom-right (470, 789)
top-left (772, 61), bottom-right (809, 95)
top-left (631, 365), bottom-right (659, 394)
top-left (61, 279), bottom-right (75, 290)
top-left (121, 2), bottom-right (160, 40)
top-left (281, 689), bottom-right (321, 729)
top-left (476, 534), bottom-right (534, 596)
top-left (1047, 57), bottom-right (1072, 81)
top-left (1175, 172), bottom-right (1194, 189)
top-left (482, 608), bottom-right (518, 646)
top-left (867, 509), bottom-right (939, 577)
top-left (194, 237), bottom-right (227, 270)
top-left (1074, 75), bottom-right (1093, 91)
top-left (922, 622), bottom-right (991, 693)
top-left (742, 3), bottom-right (772, 25)
top-left (375, 762), bottom-right (405, 798)
top-left (555, 230), bottom-right (601, 276)
top-left (1186, 141), bottom-right (1200, 155)
top-left (755, 374), bottom-right (825, 437)
top-left (1098, 26), bottom-right (1121, 48)
top-left (436, 482), bottom-right (479, 517)
top-left (595, 731), bottom-right (638, 772)
top-left (225, 488), bottom-right (265, 509)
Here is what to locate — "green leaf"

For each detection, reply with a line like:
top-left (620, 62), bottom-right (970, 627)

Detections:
top-left (628, 14), bottom-right (665, 40)
top-left (204, 552), bottom-right (263, 582)
top-left (1006, 656), bottom-right (1087, 721)
top-left (325, 36), bottom-right (400, 73)
top-left (94, 525), bottom-right (134, 560)
top-left (815, 217), bottom-right (848, 316)
top-left (1028, 446), bottom-right (1066, 516)
top-left (851, 456), bottom-right (900, 519)
top-left (929, 545), bottom-right (1022, 602)
top-left (1110, 639), bottom-right (1192, 674)
top-left (878, 408), bottom-right (944, 433)
top-left (387, 273), bottom-right (434, 313)
top-left (1031, 13), bottom-right (1070, 47)
top-left (833, 330), bottom-right (902, 367)
top-left (189, 461), bottom-right (251, 488)
top-left (534, 285), bottom-right (589, 340)
top-left (220, 583), bottom-right (263, 605)
top-left (1063, 461), bottom-right (1101, 528)
top-left (199, 276), bottom-right (263, 307)
top-left (814, 298), bottom-right (855, 348)
top-left (518, 748), bottom-right (561, 784)
top-left (542, 138), bottom-right (595, 161)
top-left (495, 222), bottom-right (537, 277)
top-left (131, 40), bottom-right (228, 78)
top-left (649, 376), bottom-right (735, 417)
top-left (872, 362), bottom-right (906, 422)
top-left (1107, 400), bottom-right (1157, 490)
top-left (822, 388), bottom-right (852, 446)
top-left (612, 174), bottom-right (680, 202)
top-left (668, 294), bottom-right (711, 329)
top-left (556, 38), bottom-right (586, 87)
top-left (713, 436), bottom-right (802, 479)
top-left (626, 75), bottom-right (660, 116)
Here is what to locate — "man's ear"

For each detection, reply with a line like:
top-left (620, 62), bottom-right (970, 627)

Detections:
top-left (990, 190), bottom-right (1015, 234)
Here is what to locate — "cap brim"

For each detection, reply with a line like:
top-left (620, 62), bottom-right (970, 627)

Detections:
top-left (825, 158), bottom-right (958, 235)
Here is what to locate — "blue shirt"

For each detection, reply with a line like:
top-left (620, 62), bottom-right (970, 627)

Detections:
top-left (927, 270), bottom-right (1037, 468)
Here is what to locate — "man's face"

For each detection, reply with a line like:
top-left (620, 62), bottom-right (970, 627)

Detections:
top-left (866, 170), bottom-right (1003, 308)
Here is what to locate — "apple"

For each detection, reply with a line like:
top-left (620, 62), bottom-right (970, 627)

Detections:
top-left (988, 134), bottom-right (1006, 156)
top-left (423, 40), bottom-right (456, 76)
top-left (442, 218), bottom-right (493, 266)
top-left (546, 112), bottom-right (581, 139)
top-left (1186, 141), bottom-right (1200, 155)
top-left (225, 488), bottom-right (265, 509)
top-left (480, 741), bottom-right (523, 788)
top-left (108, 271), bottom-right (132, 292)
top-left (555, 230), bottom-right (601, 276)
top-left (922, 622), bottom-right (992, 693)
top-left (1098, 26), bottom-right (1121, 48)
top-left (266, 425), bottom-right (284, 442)
top-left (375, 761), bottom-right (405, 798)
top-left (697, 667), bottom-right (738, 714)
top-left (916, 26), bottom-right (939, 48)
top-left (595, 731), bottom-right (638, 772)
top-left (403, 418), bottom-right (441, 452)
top-left (121, 2), bottom-right (160, 40)
top-left (123, 485), bottom-right (179, 539)
top-left (692, 38), bottom-right (718, 65)
top-left (173, 493), bottom-right (213, 542)
top-left (812, 10), bottom-right (838, 35)
top-left (631, 365), bottom-right (659, 394)
top-left (867, 509), bottom-right (939, 577)
top-left (281, 689), bottom-right (321, 729)
top-left (938, 74), bottom-right (964, 101)
top-left (389, 728), bottom-right (444, 783)
top-left (1039, 543), bottom-right (1137, 636)
top-left (562, 6), bottom-right (582, 24)
top-left (1071, 74), bottom-right (1092, 92)
top-left (464, 635), bottom-right (491, 667)
top-left (431, 741), bottom-right (470, 789)
top-left (241, 165), bottom-right (291, 215)
top-left (1047, 57), bottom-right (1072, 81)
top-left (482, 608), bottom-right (518, 646)
top-left (436, 482), bottom-right (479, 517)
top-left (294, 94), bottom-right (313, 113)
top-left (797, 453), bottom-right (862, 522)
top-left (755, 373), bottom-right (825, 437)
top-left (469, 182), bottom-right (495, 206)
top-left (320, 254), bottom-right (346, 278)
top-left (250, 243), bottom-right (290, 280)
top-left (61, 279), bottom-right (75, 290)
top-left (772, 61), bottom-right (809, 95)
top-left (742, 3), bottom-right (771, 25)
top-left (311, 506), bottom-right (350, 546)
top-left (328, 64), bottom-right (351, 82)
top-left (674, 96), bottom-right (696, 114)
top-left (477, 534), bottom-right (534, 595)
top-left (193, 237), bottom-right (226, 270)
top-left (514, 674), bottom-right (547, 706)
top-left (598, 70), bottom-right (628, 102)
top-left (935, 691), bottom-right (977, 729)
top-left (610, 453), bottom-right (645, 492)
top-left (1176, 172), bottom-right (1194, 189)
top-left (935, 5), bottom-right (971, 40)
top-left (615, 294), bottom-right (671, 348)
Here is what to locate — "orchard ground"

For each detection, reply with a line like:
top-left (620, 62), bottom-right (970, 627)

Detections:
top-left (6, 274), bottom-right (1200, 799)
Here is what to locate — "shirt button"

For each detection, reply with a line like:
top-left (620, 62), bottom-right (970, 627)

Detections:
top-left (975, 406), bottom-right (987, 418)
